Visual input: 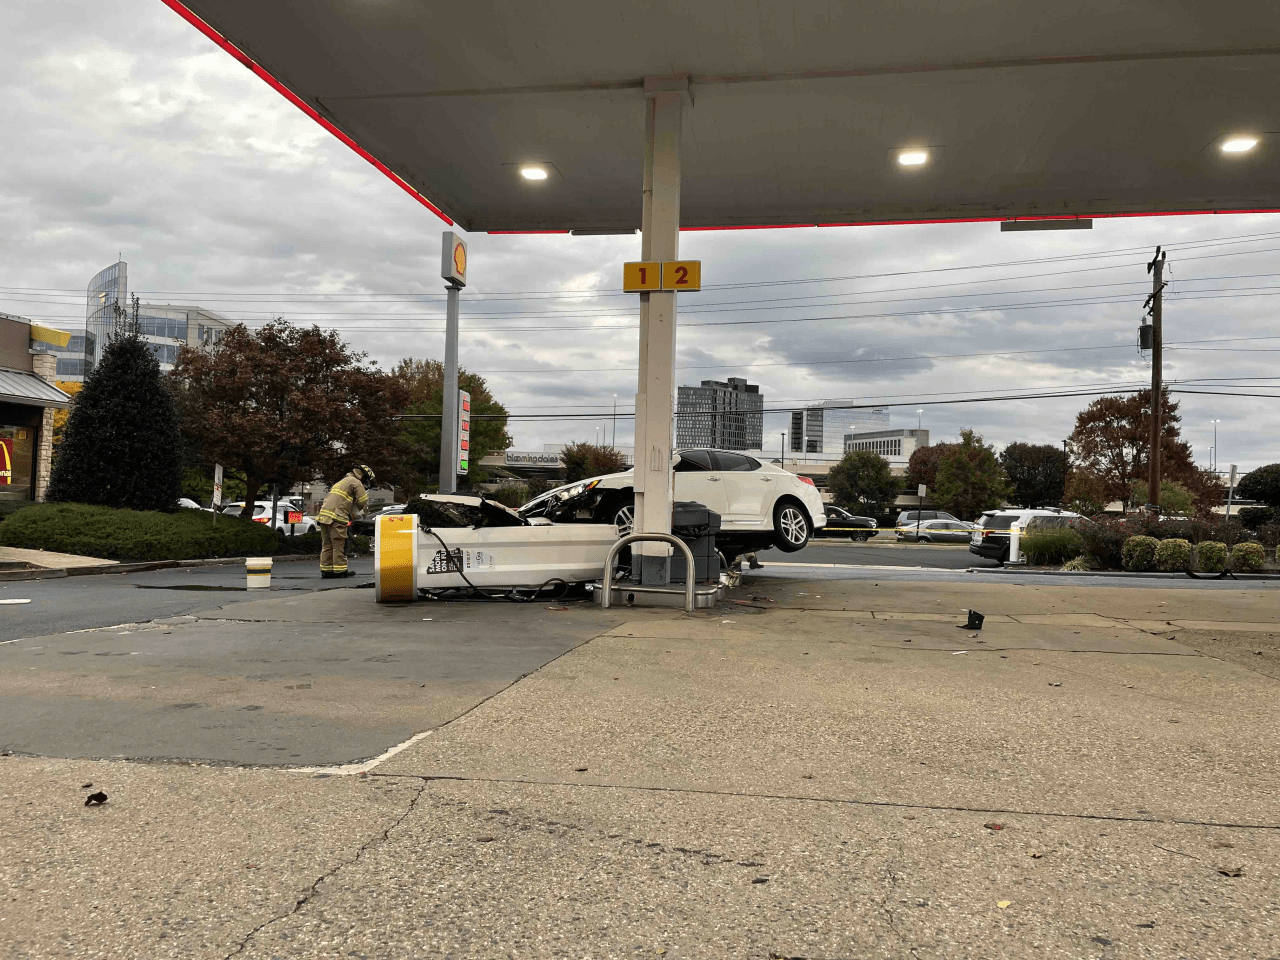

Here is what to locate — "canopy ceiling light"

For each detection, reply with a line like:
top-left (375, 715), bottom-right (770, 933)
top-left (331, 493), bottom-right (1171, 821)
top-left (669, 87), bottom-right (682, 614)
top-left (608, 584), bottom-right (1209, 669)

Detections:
top-left (520, 165), bottom-right (550, 180)
top-left (1221, 136), bottom-right (1260, 154)
top-left (897, 149), bottom-right (929, 166)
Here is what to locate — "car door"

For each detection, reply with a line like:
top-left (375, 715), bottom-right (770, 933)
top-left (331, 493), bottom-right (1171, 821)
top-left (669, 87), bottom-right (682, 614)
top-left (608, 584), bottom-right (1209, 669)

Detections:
top-left (713, 452), bottom-right (770, 528)
top-left (671, 450), bottom-right (729, 520)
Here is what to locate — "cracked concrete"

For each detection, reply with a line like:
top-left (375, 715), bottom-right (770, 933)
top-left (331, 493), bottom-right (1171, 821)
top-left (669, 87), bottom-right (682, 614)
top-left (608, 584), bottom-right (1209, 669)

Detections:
top-left (2, 570), bottom-right (1279, 957)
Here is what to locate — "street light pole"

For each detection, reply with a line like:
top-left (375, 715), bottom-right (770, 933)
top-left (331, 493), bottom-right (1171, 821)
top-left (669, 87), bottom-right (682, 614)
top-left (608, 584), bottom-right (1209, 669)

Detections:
top-left (1211, 420), bottom-right (1220, 473)
top-left (612, 395), bottom-right (617, 448)
top-left (916, 409), bottom-right (922, 431)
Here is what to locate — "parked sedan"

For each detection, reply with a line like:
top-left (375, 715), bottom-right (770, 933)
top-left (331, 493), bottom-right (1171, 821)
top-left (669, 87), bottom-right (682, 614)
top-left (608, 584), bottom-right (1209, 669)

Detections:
top-left (518, 448), bottom-right (826, 559)
top-left (350, 503), bottom-right (406, 537)
top-left (816, 505), bottom-right (878, 540)
top-left (896, 519), bottom-right (979, 543)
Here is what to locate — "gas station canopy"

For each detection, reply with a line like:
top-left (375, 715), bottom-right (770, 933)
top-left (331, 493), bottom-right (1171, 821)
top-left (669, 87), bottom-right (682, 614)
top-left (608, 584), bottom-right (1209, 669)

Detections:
top-left (167, 1), bottom-right (1280, 233)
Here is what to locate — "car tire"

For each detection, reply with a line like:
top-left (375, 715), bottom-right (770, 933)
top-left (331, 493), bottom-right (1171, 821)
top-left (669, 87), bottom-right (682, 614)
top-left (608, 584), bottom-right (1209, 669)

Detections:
top-left (918, 535), bottom-right (931, 543)
top-left (772, 500), bottom-right (811, 552)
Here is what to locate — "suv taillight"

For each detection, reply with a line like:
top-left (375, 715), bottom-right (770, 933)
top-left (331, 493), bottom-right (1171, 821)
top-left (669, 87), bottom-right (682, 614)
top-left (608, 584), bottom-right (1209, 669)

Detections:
top-left (799, 476), bottom-right (815, 486)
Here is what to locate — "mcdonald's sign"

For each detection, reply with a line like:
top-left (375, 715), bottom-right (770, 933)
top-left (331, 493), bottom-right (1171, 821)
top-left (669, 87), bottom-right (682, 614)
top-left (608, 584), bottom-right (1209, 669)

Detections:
top-left (0, 438), bottom-right (12, 485)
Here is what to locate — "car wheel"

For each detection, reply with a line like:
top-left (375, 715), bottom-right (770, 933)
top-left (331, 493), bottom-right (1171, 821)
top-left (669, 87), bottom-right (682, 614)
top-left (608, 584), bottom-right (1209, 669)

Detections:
top-left (611, 497), bottom-right (635, 538)
top-left (772, 500), bottom-right (811, 552)
top-left (918, 535), bottom-right (931, 543)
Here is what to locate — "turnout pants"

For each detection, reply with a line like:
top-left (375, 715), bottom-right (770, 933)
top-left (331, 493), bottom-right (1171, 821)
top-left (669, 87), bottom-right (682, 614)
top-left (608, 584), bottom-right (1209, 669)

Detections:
top-left (319, 521), bottom-right (348, 574)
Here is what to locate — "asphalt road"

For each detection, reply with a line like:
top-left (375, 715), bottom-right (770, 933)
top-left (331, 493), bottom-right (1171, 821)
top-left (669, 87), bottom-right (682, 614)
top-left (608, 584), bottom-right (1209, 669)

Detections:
top-left (772, 535), bottom-right (997, 569)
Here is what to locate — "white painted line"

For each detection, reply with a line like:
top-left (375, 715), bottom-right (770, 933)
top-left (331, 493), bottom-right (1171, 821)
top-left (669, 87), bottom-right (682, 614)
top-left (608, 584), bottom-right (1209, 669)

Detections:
top-left (0, 599), bottom-right (32, 605)
top-left (289, 727), bottom-right (438, 776)
top-left (0, 638), bottom-right (23, 645)
top-left (761, 562), bottom-right (935, 571)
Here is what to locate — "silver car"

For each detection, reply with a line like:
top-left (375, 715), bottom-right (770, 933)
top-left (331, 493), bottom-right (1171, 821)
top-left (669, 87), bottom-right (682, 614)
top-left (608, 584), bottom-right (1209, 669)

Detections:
top-left (896, 519), bottom-right (979, 543)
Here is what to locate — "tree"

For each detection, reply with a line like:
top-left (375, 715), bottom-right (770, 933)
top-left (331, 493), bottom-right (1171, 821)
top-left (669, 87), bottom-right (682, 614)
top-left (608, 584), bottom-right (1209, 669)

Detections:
top-left (171, 321), bottom-right (411, 513)
top-left (561, 442), bottom-right (628, 482)
top-left (1000, 442), bottom-right (1066, 508)
top-left (47, 331), bottom-right (183, 511)
top-left (933, 429), bottom-right (1009, 520)
top-left (393, 358), bottom-right (512, 495)
top-left (1067, 389), bottom-right (1197, 510)
top-left (1237, 463), bottom-right (1280, 509)
top-left (907, 442), bottom-right (957, 490)
top-left (1130, 480), bottom-right (1194, 516)
top-left (827, 450), bottom-right (900, 514)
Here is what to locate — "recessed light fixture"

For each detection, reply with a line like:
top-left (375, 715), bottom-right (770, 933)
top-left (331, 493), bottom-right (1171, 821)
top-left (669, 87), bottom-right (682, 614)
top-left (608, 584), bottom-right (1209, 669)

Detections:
top-left (898, 149), bottom-right (929, 166)
top-left (1221, 136), bottom-right (1259, 154)
top-left (520, 165), bottom-right (549, 180)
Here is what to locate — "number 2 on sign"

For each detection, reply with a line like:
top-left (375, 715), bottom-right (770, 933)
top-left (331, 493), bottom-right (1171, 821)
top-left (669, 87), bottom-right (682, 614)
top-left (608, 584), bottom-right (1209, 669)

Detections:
top-left (661, 260), bottom-right (701, 291)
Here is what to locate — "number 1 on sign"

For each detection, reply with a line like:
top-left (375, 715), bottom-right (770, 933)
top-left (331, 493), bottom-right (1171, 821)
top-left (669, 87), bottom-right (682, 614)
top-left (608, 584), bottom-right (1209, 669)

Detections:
top-left (623, 261), bottom-right (661, 292)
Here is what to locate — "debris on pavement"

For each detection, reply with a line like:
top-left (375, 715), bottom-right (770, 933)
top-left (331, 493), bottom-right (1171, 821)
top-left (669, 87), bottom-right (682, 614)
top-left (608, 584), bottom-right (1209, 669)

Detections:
top-left (84, 791), bottom-right (108, 807)
top-left (951, 650), bottom-right (968, 655)
top-left (997, 900), bottom-right (1012, 909)
top-left (752, 877), bottom-right (770, 884)
top-left (1217, 865), bottom-right (1244, 877)
top-left (1049, 682), bottom-right (1062, 687)
top-left (80, 782), bottom-right (92, 789)
top-left (984, 823), bottom-right (1005, 831)
top-left (958, 610), bottom-right (984, 630)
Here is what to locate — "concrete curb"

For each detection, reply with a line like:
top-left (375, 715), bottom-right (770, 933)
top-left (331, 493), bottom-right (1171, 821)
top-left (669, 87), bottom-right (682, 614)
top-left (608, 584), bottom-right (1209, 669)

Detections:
top-left (0, 553), bottom-right (323, 583)
top-left (971, 566), bottom-right (1280, 581)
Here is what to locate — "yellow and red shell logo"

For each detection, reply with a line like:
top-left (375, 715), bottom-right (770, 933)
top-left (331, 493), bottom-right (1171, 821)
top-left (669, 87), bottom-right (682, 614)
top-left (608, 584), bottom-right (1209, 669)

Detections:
top-left (0, 438), bottom-right (12, 485)
top-left (452, 241), bottom-right (467, 278)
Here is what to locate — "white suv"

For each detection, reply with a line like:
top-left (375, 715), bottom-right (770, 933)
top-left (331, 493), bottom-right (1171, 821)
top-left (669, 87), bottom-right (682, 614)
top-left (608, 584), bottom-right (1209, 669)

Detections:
top-left (969, 508), bottom-right (1083, 563)
top-left (221, 501), bottom-right (318, 536)
top-left (519, 448), bottom-right (826, 558)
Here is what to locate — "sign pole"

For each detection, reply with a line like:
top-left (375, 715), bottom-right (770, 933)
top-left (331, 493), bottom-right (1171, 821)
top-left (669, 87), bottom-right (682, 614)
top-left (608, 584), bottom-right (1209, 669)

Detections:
top-left (439, 233), bottom-right (468, 495)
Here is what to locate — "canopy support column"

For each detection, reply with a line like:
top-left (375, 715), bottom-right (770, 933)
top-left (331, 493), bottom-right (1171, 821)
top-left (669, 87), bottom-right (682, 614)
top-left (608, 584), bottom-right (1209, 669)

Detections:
top-left (633, 77), bottom-right (685, 586)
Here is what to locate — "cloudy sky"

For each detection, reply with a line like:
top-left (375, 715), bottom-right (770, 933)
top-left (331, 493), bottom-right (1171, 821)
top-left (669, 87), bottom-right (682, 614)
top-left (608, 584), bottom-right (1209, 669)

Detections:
top-left (4, 0), bottom-right (1280, 472)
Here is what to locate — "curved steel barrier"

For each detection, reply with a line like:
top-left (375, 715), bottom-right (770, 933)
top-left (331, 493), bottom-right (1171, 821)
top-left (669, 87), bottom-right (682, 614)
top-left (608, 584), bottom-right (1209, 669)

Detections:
top-left (601, 533), bottom-right (697, 613)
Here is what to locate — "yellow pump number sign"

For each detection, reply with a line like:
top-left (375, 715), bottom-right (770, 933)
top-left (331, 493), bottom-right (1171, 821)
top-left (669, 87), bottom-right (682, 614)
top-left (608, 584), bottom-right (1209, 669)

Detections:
top-left (623, 260), bottom-right (701, 292)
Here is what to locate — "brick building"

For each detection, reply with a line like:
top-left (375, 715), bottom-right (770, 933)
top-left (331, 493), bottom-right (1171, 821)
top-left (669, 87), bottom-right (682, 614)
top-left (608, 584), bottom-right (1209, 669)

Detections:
top-left (0, 313), bottom-right (73, 502)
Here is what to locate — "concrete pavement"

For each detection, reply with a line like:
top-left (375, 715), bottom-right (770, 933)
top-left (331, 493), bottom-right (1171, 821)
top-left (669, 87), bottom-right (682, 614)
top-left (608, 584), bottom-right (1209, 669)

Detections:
top-left (2, 568), bottom-right (1278, 958)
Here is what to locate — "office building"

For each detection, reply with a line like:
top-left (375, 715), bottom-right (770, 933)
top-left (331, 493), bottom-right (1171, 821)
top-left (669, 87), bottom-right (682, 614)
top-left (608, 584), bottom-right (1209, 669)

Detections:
top-left (844, 427), bottom-right (929, 463)
top-left (791, 403), bottom-right (890, 453)
top-left (58, 261), bottom-right (233, 382)
top-left (676, 377), bottom-right (763, 451)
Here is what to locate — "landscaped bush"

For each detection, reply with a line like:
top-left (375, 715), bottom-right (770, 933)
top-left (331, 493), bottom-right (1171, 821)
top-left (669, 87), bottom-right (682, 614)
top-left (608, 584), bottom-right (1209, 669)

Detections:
top-left (1022, 528), bottom-right (1083, 566)
top-left (1079, 517), bottom-right (1132, 569)
top-left (1230, 542), bottom-right (1266, 572)
top-left (483, 484), bottom-right (533, 509)
top-left (1155, 538), bottom-right (1192, 572)
top-left (0, 503), bottom-right (277, 562)
top-left (1257, 523), bottom-right (1280, 559)
top-left (1238, 506), bottom-right (1274, 531)
top-left (1061, 555), bottom-right (1097, 572)
top-left (0, 500), bottom-right (35, 523)
top-left (1122, 536), bottom-right (1159, 571)
top-left (1195, 541), bottom-right (1228, 573)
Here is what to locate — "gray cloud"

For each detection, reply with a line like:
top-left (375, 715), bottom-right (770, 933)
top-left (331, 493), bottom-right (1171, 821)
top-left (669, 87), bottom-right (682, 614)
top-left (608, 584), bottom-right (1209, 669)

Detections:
top-left (3, 0), bottom-right (1279, 469)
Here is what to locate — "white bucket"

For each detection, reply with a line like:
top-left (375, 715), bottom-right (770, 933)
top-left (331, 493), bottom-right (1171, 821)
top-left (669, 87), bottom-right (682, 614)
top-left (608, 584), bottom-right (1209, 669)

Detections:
top-left (246, 557), bottom-right (273, 589)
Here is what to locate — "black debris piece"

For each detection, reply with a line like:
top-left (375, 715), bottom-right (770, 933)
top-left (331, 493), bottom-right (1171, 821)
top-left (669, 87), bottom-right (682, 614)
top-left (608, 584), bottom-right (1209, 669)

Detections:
top-left (958, 610), bottom-right (984, 630)
top-left (84, 792), bottom-right (108, 807)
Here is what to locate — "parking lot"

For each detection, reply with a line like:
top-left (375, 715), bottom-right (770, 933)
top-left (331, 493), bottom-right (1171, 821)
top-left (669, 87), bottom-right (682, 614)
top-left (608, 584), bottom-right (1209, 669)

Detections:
top-left (3, 559), bottom-right (1279, 958)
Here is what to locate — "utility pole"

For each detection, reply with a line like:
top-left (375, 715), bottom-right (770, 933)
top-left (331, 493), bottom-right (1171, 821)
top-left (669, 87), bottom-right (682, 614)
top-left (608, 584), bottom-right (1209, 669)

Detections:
top-left (1145, 246), bottom-right (1166, 515)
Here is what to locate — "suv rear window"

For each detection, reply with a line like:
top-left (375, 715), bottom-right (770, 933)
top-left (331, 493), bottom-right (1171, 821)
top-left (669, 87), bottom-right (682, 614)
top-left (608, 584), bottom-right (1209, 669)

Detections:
top-left (979, 513), bottom-right (1017, 530)
top-left (713, 452), bottom-right (761, 471)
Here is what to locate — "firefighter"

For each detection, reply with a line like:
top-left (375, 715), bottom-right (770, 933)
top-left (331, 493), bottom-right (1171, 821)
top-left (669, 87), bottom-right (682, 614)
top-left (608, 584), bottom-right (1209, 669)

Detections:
top-left (317, 464), bottom-right (374, 578)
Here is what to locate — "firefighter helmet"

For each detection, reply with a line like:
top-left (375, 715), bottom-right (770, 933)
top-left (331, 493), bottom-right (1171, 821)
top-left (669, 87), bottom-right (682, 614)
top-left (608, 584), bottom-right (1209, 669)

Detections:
top-left (355, 463), bottom-right (376, 486)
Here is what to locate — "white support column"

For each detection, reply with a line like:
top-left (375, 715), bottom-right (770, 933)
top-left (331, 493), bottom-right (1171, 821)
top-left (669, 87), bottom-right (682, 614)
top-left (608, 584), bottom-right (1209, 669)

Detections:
top-left (633, 77), bottom-right (685, 586)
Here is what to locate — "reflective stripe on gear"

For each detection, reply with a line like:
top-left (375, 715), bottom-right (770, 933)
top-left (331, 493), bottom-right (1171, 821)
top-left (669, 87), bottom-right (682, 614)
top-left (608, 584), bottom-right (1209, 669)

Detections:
top-left (318, 473), bottom-right (369, 525)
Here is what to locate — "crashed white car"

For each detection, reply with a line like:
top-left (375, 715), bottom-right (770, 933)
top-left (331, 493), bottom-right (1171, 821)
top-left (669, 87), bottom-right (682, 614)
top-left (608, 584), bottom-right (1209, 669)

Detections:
top-left (518, 448), bottom-right (826, 558)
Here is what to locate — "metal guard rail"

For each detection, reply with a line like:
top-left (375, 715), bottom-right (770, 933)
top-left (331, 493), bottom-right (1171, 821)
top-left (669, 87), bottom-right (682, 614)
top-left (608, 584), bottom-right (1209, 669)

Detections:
top-left (601, 533), bottom-right (697, 613)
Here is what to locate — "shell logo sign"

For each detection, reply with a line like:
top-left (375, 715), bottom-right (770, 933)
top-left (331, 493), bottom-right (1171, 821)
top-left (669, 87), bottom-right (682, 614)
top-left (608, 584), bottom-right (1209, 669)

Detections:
top-left (0, 438), bottom-right (12, 485)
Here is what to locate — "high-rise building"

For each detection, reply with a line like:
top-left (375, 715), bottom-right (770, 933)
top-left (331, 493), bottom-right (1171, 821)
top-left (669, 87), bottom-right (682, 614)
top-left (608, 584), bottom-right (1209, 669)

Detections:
top-left (791, 403), bottom-right (890, 453)
top-left (675, 377), bottom-right (763, 451)
top-left (843, 428), bottom-right (929, 463)
top-left (53, 262), bottom-right (233, 382)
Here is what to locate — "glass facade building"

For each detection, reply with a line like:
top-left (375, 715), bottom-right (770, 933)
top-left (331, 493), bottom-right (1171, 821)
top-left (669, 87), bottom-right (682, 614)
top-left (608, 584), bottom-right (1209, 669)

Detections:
top-left (675, 378), bottom-right (764, 451)
top-left (63, 262), bottom-right (231, 380)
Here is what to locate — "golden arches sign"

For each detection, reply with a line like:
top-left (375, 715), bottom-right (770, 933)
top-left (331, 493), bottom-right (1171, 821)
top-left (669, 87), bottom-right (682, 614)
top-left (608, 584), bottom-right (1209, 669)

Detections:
top-left (0, 438), bottom-right (12, 484)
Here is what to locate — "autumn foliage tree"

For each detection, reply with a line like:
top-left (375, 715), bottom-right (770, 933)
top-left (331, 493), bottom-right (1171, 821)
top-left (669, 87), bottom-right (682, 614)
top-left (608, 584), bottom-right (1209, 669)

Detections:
top-left (171, 321), bottom-right (411, 513)
top-left (907, 442), bottom-right (957, 491)
top-left (561, 442), bottom-right (629, 483)
top-left (393, 358), bottom-right (512, 494)
top-left (1066, 389), bottom-right (1211, 512)
top-left (933, 430), bottom-right (1009, 520)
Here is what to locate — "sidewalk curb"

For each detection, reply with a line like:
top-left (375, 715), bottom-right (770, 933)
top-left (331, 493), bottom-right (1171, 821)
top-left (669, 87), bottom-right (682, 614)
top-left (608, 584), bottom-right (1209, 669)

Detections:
top-left (971, 567), bottom-right (1280, 581)
top-left (0, 553), bottom-right (323, 583)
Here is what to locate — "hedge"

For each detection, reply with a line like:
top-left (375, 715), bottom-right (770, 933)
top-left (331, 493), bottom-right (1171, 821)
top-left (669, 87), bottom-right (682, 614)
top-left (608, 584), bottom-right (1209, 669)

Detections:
top-left (1022, 528), bottom-right (1083, 566)
top-left (0, 503), bottom-right (279, 562)
top-left (1155, 538), bottom-right (1192, 572)
top-left (1121, 536), bottom-right (1159, 572)
top-left (1231, 542), bottom-right (1266, 572)
top-left (1195, 541), bottom-right (1228, 573)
